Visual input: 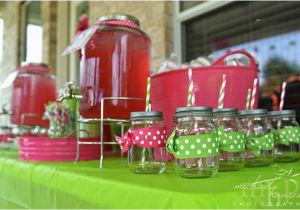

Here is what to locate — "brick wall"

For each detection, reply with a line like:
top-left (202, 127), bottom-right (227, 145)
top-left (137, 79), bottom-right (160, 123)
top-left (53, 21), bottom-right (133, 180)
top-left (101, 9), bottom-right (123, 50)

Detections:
top-left (0, 2), bottom-right (20, 108)
top-left (41, 1), bottom-right (57, 74)
top-left (89, 1), bottom-right (174, 71)
top-left (1, 2), bottom-right (19, 79)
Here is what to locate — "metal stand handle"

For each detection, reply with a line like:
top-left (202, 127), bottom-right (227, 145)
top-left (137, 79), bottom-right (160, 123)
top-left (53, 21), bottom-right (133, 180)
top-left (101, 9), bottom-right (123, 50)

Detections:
top-left (74, 97), bottom-right (144, 168)
top-left (20, 113), bottom-right (44, 135)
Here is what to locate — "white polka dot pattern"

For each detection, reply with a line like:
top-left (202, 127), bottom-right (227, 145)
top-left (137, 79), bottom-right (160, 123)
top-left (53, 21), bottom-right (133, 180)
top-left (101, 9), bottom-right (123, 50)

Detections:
top-left (115, 128), bottom-right (168, 153)
top-left (245, 132), bottom-right (275, 157)
top-left (275, 127), bottom-right (300, 146)
top-left (217, 126), bottom-right (246, 153)
top-left (166, 130), bottom-right (219, 159)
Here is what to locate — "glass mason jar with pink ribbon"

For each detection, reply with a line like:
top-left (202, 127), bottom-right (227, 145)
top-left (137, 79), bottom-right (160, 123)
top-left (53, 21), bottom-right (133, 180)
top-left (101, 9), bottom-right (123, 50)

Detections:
top-left (167, 106), bottom-right (219, 178)
top-left (79, 14), bottom-right (150, 120)
top-left (240, 109), bottom-right (274, 167)
top-left (115, 112), bottom-right (168, 174)
top-left (269, 110), bottom-right (300, 162)
top-left (213, 108), bottom-right (245, 171)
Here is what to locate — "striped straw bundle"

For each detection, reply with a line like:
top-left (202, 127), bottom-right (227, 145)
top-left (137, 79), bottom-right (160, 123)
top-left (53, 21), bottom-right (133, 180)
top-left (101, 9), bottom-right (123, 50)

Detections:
top-left (187, 68), bottom-right (195, 106)
top-left (145, 77), bottom-right (151, 112)
top-left (218, 74), bottom-right (227, 109)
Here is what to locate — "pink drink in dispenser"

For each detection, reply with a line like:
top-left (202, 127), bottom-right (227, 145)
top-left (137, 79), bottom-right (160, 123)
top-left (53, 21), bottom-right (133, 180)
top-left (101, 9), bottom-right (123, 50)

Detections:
top-left (79, 14), bottom-right (150, 119)
top-left (11, 63), bottom-right (56, 127)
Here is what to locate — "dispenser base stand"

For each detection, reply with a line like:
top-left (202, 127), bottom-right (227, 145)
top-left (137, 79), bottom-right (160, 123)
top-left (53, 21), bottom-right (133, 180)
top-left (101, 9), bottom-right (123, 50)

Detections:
top-left (74, 97), bottom-right (144, 168)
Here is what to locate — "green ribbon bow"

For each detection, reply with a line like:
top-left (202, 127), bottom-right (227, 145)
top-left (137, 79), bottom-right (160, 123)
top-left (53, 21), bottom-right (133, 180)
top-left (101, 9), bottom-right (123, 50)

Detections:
top-left (246, 132), bottom-right (274, 157)
top-left (217, 126), bottom-right (245, 152)
top-left (166, 130), bottom-right (219, 159)
top-left (273, 127), bottom-right (300, 146)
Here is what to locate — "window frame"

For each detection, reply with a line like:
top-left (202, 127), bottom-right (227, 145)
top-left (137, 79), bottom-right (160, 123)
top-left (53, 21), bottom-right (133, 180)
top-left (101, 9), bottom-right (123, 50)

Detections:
top-left (173, 0), bottom-right (233, 63)
top-left (0, 18), bottom-right (3, 62)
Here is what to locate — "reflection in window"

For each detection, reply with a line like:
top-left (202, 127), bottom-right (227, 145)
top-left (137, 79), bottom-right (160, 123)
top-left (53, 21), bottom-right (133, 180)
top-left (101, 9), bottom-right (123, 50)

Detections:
top-left (182, 1), bottom-right (300, 120)
top-left (182, 1), bottom-right (300, 85)
top-left (0, 18), bottom-right (3, 62)
top-left (25, 24), bottom-right (43, 63)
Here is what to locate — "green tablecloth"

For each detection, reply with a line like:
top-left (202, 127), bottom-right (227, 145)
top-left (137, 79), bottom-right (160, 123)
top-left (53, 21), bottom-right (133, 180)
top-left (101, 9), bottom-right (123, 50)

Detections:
top-left (0, 150), bottom-right (300, 209)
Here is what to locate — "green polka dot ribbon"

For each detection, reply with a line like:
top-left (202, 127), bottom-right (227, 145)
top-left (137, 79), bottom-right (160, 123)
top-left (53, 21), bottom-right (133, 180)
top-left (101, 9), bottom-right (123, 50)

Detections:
top-left (246, 132), bottom-right (274, 157)
top-left (217, 126), bottom-right (245, 152)
top-left (166, 130), bottom-right (219, 159)
top-left (273, 127), bottom-right (300, 146)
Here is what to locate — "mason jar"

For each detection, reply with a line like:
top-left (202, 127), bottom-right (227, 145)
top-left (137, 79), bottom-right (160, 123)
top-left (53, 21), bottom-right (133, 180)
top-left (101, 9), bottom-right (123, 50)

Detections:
top-left (240, 109), bottom-right (274, 167)
top-left (269, 110), bottom-right (300, 162)
top-left (167, 106), bottom-right (219, 178)
top-left (128, 112), bottom-right (167, 174)
top-left (213, 108), bottom-right (245, 171)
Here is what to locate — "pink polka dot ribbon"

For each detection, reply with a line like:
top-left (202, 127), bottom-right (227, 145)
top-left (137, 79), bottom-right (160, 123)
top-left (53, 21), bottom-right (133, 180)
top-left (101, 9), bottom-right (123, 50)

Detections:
top-left (115, 128), bottom-right (168, 153)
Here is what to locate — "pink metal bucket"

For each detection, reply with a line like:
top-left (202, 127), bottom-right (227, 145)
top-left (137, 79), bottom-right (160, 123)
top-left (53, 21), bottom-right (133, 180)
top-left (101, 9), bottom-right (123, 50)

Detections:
top-left (151, 50), bottom-right (259, 134)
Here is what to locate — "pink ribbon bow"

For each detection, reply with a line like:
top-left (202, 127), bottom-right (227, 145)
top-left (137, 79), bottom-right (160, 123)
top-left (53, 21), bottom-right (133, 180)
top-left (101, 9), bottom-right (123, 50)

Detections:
top-left (115, 128), bottom-right (168, 153)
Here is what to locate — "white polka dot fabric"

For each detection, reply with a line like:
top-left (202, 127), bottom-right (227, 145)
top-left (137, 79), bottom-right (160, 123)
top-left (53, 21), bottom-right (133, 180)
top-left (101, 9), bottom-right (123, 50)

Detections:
top-left (274, 127), bottom-right (300, 146)
top-left (166, 130), bottom-right (219, 159)
top-left (246, 132), bottom-right (274, 157)
top-left (115, 128), bottom-right (167, 153)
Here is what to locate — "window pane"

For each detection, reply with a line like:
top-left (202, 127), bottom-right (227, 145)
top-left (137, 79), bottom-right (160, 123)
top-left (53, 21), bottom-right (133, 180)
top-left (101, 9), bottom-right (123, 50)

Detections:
top-left (25, 24), bottom-right (43, 63)
top-left (183, 1), bottom-right (300, 81)
top-left (182, 1), bottom-right (300, 119)
top-left (0, 19), bottom-right (3, 62)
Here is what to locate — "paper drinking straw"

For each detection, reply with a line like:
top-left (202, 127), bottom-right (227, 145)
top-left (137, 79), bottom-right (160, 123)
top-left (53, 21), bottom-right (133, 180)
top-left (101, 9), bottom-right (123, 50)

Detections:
top-left (218, 74), bottom-right (227, 109)
top-left (145, 77), bottom-right (151, 112)
top-left (246, 120), bottom-right (253, 139)
top-left (143, 77), bottom-right (151, 163)
top-left (245, 88), bottom-right (252, 110)
top-left (250, 78), bottom-right (258, 110)
top-left (279, 82), bottom-right (287, 111)
top-left (187, 68), bottom-right (195, 106)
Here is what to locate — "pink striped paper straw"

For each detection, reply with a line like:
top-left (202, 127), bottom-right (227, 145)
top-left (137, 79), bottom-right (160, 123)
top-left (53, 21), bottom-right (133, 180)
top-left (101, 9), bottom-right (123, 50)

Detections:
top-left (250, 78), bottom-right (258, 110)
top-left (279, 82), bottom-right (287, 111)
top-left (187, 68), bottom-right (195, 106)
top-left (218, 74), bottom-right (227, 108)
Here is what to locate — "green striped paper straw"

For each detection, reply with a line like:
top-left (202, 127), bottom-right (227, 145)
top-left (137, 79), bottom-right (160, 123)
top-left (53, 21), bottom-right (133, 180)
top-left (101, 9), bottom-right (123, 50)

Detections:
top-left (245, 88), bottom-right (252, 110)
top-left (145, 77), bottom-right (151, 112)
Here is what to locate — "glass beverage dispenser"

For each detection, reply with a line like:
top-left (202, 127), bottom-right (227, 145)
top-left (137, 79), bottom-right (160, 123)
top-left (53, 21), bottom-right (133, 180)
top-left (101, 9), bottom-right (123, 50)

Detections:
top-left (79, 14), bottom-right (151, 119)
top-left (11, 63), bottom-right (57, 128)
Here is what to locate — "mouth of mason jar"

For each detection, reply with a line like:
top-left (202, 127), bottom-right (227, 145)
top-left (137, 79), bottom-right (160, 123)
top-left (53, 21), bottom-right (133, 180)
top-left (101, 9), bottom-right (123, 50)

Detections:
top-left (130, 111), bottom-right (163, 121)
top-left (96, 13), bottom-right (140, 26)
top-left (239, 109), bottom-right (268, 117)
top-left (268, 110), bottom-right (296, 118)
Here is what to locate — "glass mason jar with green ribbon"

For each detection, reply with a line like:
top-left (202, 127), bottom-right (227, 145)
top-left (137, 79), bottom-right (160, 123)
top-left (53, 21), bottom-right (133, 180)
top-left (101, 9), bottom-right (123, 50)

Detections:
top-left (240, 109), bottom-right (274, 167)
top-left (213, 108), bottom-right (245, 171)
top-left (167, 106), bottom-right (219, 178)
top-left (269, 110), bottom-right (300, 162)
top-left (117, 112), bottom-right (168, 174)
